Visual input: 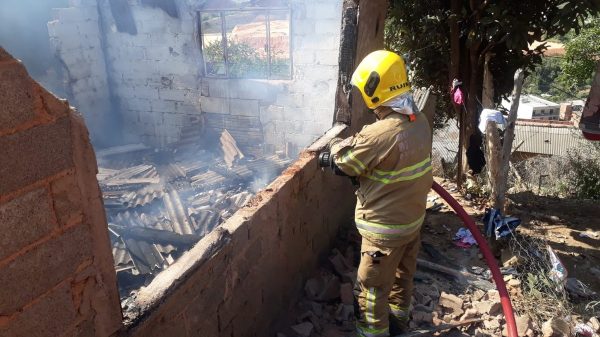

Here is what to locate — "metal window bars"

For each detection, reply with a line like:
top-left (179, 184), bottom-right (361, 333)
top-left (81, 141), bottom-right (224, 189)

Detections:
top-left (199, 8), bottom-right (292, 80)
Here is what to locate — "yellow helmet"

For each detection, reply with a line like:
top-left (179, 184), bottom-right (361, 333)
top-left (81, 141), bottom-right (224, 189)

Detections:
top-left (351, 50), bottom-right (411, 109)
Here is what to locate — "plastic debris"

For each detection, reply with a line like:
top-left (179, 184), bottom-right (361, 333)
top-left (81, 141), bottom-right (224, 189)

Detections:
top-left (454, 227), bottom-right (477, 248)
top-left (579, 231), bottom-right (599, 239)
top-left (547, 246), bottom-right (568, 287)
top-left (478, 109), bottom-right (507, 133)
top-left (451, 79), bottom-right (464, 105)
top-left (483, 208), bottom-right (521, 239)
top-left (574, 323), bottom-right (595, 337)
top-left (566, 277), bottom-right (597, 299)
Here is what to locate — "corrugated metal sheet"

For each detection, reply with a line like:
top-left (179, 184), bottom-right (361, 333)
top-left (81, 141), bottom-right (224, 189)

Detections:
top-left (432, 121), bottom-right (459, 162)
top-left (98, 139), bottom-right (292, 281)
top-left (430, 119), bottom-right (583, 159)
top-left (513, 124), bottom-right (584, 157)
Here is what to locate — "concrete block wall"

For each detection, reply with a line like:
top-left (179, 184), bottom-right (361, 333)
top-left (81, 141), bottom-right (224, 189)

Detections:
top-left (97, 0), bottom-right (203, 147)
top-left (50, 0), bottom-right (342, 153)
top-left (201, 0), bottom-right (343, 156)
top-left (125, 150), bottom-right (356, 337)
top-left (0, 48), bottom-right (122, 337)
top-left (48, 2), bottom-right (113, 146)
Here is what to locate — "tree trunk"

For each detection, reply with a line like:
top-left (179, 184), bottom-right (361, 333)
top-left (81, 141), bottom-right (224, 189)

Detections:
top-left (461, 41), bottom-right (485, 176)
top-left (485, 122), bottom-right (502, 208)
top-left (482, 53), bottom-right (494, 109)
top-left (449, 0), bottom-right (463, 188)
top-left (496, 69), bottom-right (525, 211)
top-left (482, 52), bottom-right (501, 207)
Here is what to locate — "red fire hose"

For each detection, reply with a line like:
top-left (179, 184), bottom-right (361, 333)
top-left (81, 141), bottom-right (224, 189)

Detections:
top-left (432, 181), bottom-right (518, 337)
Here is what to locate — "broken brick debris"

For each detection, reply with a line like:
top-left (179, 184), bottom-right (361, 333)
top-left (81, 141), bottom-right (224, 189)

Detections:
top-left (291, 322), bottom-right (314, 337)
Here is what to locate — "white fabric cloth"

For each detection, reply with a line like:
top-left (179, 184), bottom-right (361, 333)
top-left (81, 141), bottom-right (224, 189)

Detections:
top-left (478, 109), bottom-right (506, 133)
top-left (382, 92), bottom-right (415, 115)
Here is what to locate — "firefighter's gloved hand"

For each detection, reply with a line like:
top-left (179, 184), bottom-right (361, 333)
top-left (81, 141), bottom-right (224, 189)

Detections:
top-left (327, 137), bottom-right (344, 150)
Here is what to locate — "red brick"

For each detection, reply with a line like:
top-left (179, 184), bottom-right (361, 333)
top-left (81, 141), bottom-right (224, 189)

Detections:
top-left (0, 282), bottom-right (77, 337)
top-left (51, 173), bottom-right (83, 227)
top-left (0, 224), bottom-right (93, 314)
top-left (231, 295), bottom-right (262, 337)
top-left (0, 188), bottom-right (56, 261)
top-left (226, 239), bottom-right (261, 290)
top-left (134, 313), bottom-right (188, 337)
top-left (0, 116), bottom-right (73, 195)
top-left (0, 47), bottom-right (12, 61)
top-left (59, 319), bottom-right (95, 337)
top-left (0, 60), bottom-right (36, 132)
top-left (37, 86), bottom-right (70, 118)
top-left (182, 280), bottom-right (226, 327)
top-left (185, 315), bottom-right (218, 337)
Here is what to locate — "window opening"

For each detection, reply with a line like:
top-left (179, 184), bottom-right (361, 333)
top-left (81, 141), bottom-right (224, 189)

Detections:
top-left (200, 8), bottom-right (291, 79)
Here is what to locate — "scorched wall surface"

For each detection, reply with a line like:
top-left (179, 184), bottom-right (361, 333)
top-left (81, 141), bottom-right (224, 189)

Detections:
top-left (49, 0), bottom-right (343, 154)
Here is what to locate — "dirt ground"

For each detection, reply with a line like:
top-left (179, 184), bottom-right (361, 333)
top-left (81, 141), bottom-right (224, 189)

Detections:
top-left (278, 178), bottom-right (600, 337)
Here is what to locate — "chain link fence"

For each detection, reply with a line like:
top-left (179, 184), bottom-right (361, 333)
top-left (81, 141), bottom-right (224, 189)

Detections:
top-left (430, 119), bottom-right (596, 198)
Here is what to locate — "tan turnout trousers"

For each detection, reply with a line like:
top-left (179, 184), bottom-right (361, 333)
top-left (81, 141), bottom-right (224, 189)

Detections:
top-left (355, 231), bottom-right (421, 337)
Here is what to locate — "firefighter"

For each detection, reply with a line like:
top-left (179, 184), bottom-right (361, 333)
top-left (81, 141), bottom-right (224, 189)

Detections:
top-left (325, 50), bottom-right (433, 336)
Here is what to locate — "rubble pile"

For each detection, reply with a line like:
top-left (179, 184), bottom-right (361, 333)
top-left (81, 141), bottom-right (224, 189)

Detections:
top-left (278, 230), bottom-right (512, 337)
top-left (279, 182), bottom-right (600, 336)
top-left (97, 128), bottom-right (291, 298)
top-left (280, 232), bottom-right (600, 336)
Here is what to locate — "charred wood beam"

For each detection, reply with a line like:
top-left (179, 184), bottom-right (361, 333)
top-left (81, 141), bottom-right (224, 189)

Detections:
top-left (333, 0), bottom-right (359, 125)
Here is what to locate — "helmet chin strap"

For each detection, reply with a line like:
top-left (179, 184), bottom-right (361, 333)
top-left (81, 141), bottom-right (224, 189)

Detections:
top-left (373, 106), bottom-right (394, 120)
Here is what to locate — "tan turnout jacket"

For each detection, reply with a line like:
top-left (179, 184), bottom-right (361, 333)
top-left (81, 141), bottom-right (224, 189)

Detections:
top-left (331, 110), bottom-right (433, 247)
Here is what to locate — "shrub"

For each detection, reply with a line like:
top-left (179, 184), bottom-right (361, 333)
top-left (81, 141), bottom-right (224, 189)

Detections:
top-left (565, 142), bottom-right (600, 200)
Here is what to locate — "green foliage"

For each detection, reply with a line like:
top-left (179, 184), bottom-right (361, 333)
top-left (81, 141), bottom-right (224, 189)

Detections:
top-left (522, 57), bottom-right (574, 102)
top-left (565, 142), bottom-right (600, 200)
top-left (204, 39), bottom-right (290, 79)
top-left (560, 18), bottom-right (600, 90)
top-left (522, 19), bottom-right (600, 102)
top-left (386, 0), bottom-right (600, 120)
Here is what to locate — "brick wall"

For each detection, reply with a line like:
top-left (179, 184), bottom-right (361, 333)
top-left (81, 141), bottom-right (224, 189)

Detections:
top-left (125, 150), bottom-right (356, 337)
top-left (49, 0), bottom-right (342, 153)
top-left (0, 48), bottom-right (122, 337)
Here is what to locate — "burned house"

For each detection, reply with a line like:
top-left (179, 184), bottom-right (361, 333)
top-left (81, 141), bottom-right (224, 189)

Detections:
top-left (0, 0), bottom-right (392, 336)
top-left (47, 0), bottom-right (342, 153)
top-left (34, 0), bottom-right (344, 297)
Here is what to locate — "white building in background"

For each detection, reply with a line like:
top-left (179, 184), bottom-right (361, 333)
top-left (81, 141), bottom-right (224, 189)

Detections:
top-left (502, 94), bottom-right (560, 120)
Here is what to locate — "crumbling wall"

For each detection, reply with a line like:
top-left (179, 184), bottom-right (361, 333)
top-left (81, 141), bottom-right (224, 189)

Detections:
top-left (49, 0), bottom-right (342, 153)
top-left (125, 149), bottom-right (355, 337)
top-left (0, 48), bottom-right (122, 337)
top-left (48, 1), bottom-right (114, 146)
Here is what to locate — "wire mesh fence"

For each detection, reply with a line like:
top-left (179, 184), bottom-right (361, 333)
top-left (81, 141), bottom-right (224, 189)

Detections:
top-left (431, 120), bottom-right (459, 178)
top-left (506, 233), bottom-right (573, 329)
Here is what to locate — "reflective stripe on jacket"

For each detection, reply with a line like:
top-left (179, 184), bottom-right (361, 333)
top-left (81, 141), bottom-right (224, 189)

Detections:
top-left (331, 111), bottom-right (433, 246)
